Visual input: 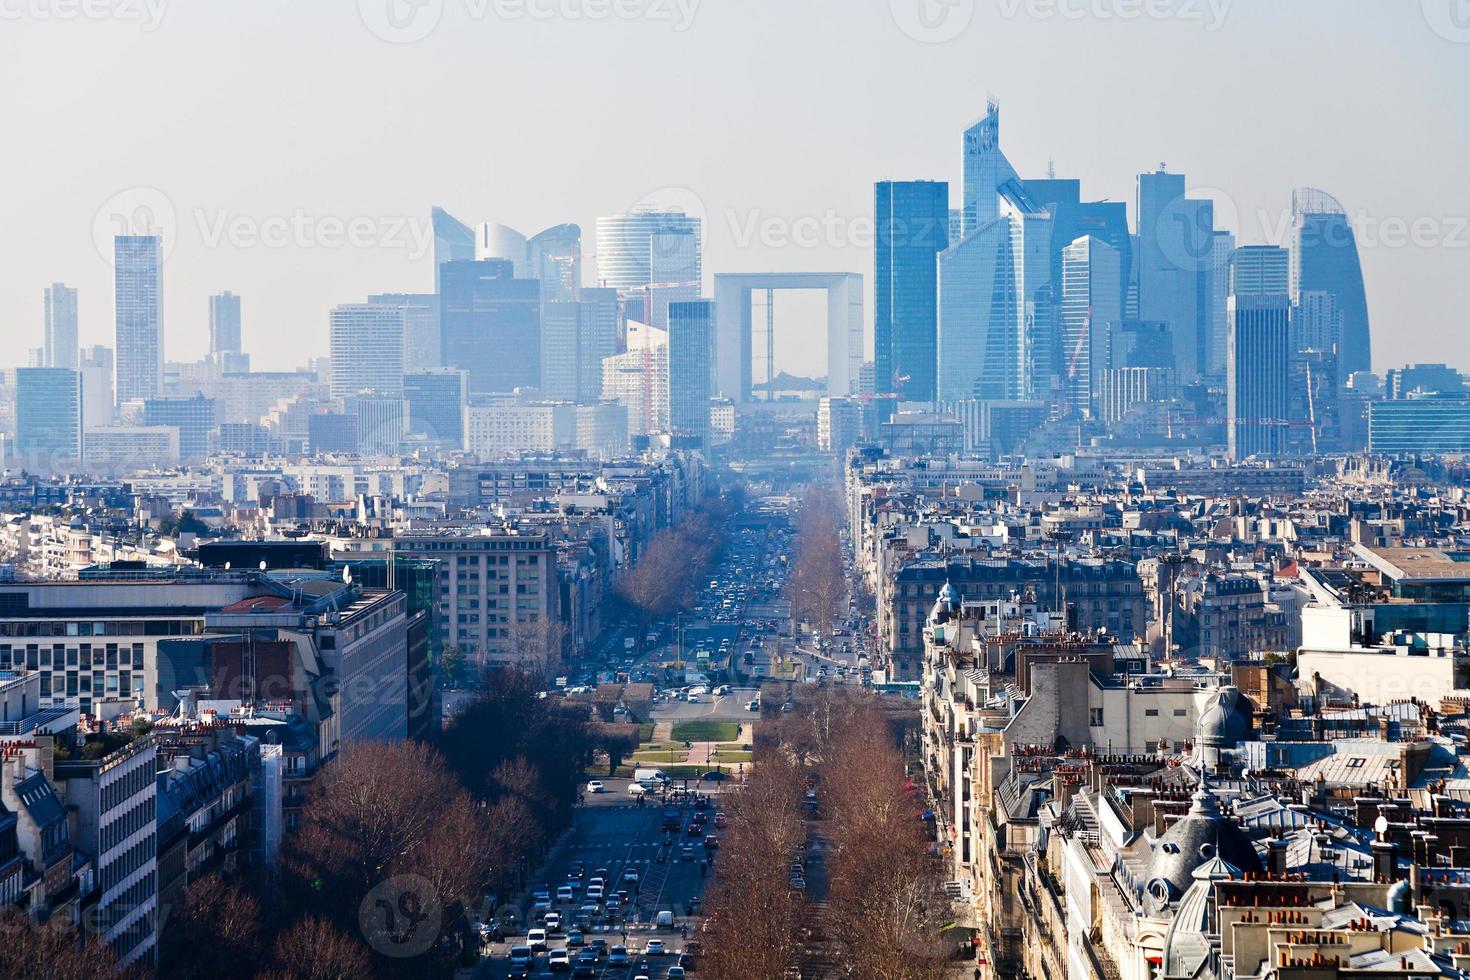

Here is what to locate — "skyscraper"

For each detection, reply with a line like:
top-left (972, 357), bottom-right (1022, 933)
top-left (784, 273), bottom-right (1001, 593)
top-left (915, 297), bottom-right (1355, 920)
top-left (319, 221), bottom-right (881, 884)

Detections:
top-left (431, 207), bottom-right (476, 292)
top-left (601, 320), bottom-right (668, 437)
top-left (43, 283), bottom-right (78, 371)
top-left (1136, 170), bottom-right (1215, 385)
top-left (439, 260), bottom-right (541, 395)
top-left (594, 209), bottom-right (702, 291)
top-left (1059, 236), bottom-right (1122, 417)
top-left (328, 304), bottom-right (405, 400)
top-left (368, 293), bottom-right (439, 373)
top-left (15, 367), bottom-right (83, 463)
top-left (667, 300), bottom-right (713, 449)
top-left (541, 291), bottom-right (618, 403)
top-left (1291, 187), bottom-right (1371, 375)
top-left (1229, 245), bottom-right (1290, 298)
top-left (1228, 293), bottom-right (1291, 461)
top-left (114, 235), bottom-right (163, 405)
top-left (476, 222), bottom-right (529, 275)
top-left (961, 100), bottom-right (1018, 236)
top-left (79, 346), bottom-right (115, 429)
top-left (1206, 231), bottom-right (1236, 379)
top-left (208, 291), bottom-right (242, 356)
top-left (528, 224), bottom-right (582, 304)
top-left (404, 369), bottom-right (467, 447)
top-left (875, 180), bottom-right (949, 403)
top-left (142, 393), bottom-right (217, 460)
top-left (938, 182), bottom-right (1052, 404)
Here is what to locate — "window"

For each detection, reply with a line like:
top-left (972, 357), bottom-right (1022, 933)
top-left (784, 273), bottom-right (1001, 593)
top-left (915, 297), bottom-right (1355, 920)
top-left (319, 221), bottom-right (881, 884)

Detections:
top-left (1145, 708), bottom-right (1159, 717)
top-left (1089, 708), bottom-right (1104, 727)
top-left (1173, 708), bottom-right (1187, 717)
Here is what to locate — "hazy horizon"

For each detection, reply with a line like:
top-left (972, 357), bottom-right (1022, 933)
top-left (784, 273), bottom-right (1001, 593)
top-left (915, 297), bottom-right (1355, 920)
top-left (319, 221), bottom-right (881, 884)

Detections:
top-left (3, 0), bottom-right (1468, 378)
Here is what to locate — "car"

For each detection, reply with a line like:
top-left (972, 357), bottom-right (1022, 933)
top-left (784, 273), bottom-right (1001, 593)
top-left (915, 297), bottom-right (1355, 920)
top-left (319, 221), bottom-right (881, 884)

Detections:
top-left (585, 884), bottom-right (604, 901)
top-left (566, 928), bottom-right (585, 947)
top-left (704, 834), bottom-right (719, 849)
top-left (588, 939), bottom-right (608, 958)
top-left (543, 912), bottom-right (562, 932)
top-left (680, 844), bottom-right (695, 861)
top-left (644, 939), bottom-right (667, 956)
top-left (532, 898), bottom-right (553, 915)
top-left (701, 770), bottom-right (728, 782)
top-left (622, 869), bottom-right (640, 884)
top-left (528, 928), bottom-right (548, 951)
top-left (686, 823), bottom-right (702, 837)
top-left (585, 780), bottom-right (605, 794)
top-left (608, 945), bottom-right (630, 966)
top-left (510, 946), bottom-right (534, 967)
top-left (572, 961), bottom-right (596, 978)
top-left (668, 967), bottom-right (687, 979)
top-left (578, 903), bottom-right (600, 921)
top-left (557, 885), bottom-right (574, 902)
top-left (744, 699), bottom-right (759, 710)
top-left (547, 947), bottom-right (571, 971)
top-left (533, 888), bottom-right (552, 903)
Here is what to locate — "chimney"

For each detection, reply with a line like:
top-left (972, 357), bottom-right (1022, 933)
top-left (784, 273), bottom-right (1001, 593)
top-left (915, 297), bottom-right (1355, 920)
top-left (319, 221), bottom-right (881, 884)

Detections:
top-left (1267, 838), bottom-right (1289, 876)
top-left (1372, 840), bottom-right (1398, 884)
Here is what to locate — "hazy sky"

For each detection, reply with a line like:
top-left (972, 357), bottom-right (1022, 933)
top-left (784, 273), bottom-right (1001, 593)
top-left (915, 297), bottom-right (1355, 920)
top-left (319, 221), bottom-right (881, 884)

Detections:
top-left (2, 0), bottom-right (1467, 377)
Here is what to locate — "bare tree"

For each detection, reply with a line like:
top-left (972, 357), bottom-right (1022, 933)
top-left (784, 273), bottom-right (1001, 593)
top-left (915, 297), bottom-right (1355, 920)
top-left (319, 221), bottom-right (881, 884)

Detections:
top-left (0, 909), bottom-right (120, 980)
top-left (787, 487), bottom-right (847, 635)
top-left (264, 916), bottom-right (373, 980)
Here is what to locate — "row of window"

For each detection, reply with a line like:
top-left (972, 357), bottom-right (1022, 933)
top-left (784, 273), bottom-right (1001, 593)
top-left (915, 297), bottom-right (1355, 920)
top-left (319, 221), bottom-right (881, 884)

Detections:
top-left (100, 829), bottom-right (155, 897)
top-left (0, 620), bottom-right (198, 638)
top-left (101, 795), bottom-right (155, 855)
top-left (39, 671), bottom-right (133, 698)
top-left (0, 643), bottom-right (147, 671)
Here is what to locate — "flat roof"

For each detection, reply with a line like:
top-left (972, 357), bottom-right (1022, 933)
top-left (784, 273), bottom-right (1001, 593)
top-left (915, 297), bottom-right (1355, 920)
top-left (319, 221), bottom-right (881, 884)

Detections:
top-left (1354, 544), bottom-right (1470, 583)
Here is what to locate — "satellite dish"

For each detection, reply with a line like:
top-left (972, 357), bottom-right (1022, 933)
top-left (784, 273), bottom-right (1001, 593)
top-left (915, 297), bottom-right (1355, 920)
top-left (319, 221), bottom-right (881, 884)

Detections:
top-left (224, 561), bottom-right (231, 570)
top-left (1374, 815), bottom-right (1389, 836)
top-left (343, 566), bottom-right (353, 585)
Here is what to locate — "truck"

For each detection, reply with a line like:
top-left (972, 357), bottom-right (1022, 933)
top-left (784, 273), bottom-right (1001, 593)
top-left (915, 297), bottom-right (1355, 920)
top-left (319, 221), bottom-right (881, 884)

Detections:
top-left (633, 768), bottom-right (669, 787)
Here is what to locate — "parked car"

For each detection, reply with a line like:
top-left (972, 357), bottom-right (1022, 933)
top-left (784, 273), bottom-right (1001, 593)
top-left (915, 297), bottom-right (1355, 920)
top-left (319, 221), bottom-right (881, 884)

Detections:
top-left (585, 780), bottom-right (605, 794)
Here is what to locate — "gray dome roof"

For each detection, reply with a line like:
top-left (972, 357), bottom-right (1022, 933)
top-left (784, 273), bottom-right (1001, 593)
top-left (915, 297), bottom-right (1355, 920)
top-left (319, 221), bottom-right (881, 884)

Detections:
top-left (929, 580), bottom-right (962, 625)
top-left (1196, 686), bottom-right (1252, 748)
top-left (1143, 781), bottom-right (1262, 914)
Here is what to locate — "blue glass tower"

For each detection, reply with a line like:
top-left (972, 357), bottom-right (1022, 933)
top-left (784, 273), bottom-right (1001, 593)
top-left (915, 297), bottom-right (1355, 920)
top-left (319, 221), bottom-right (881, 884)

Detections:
top-left (1291, 188), bottom-right (1371, 376)
top-left (875, 180), bottom-right (950, 403)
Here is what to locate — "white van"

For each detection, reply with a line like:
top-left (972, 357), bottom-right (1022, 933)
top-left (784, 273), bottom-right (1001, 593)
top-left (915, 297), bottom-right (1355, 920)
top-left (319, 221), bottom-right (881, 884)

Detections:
top-left (633, 768), bottom-right (668, 786)
top-left (655, 910), bottom-right (674, 929)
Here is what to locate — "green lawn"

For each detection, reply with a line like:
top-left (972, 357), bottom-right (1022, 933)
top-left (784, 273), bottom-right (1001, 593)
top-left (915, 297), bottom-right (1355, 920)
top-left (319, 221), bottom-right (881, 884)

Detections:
top-left (671, 721), bottom-right (740, 742)
top-left (636, 723), bottom-right (656, 741)
top-left (709, 750), bottom-right (752, 763)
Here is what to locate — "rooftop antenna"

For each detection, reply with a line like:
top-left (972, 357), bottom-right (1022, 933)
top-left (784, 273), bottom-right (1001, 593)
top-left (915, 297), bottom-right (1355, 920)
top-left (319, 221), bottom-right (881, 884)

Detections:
top-left (1047, 158), bottom-right (1056, 179)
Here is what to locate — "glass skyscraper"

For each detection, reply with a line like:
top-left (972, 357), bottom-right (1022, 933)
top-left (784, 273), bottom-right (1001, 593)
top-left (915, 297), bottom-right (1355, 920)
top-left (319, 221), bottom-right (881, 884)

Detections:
top-left (1291, 187), bottom-right (1371, 376)
top-left (15, 367), bottom-right (82, 462)
top-left (404, 369), bottom-right (467, 448)
top-left (667, 299), bottom-right (713, 449)
top-left (328, 303), bottom-right (405, 400)
top-left (528, 223), bottom-right (582, 304)
top-left (113, 234), bottom-right (163, 406)
top-left (875, 180), bottom-right (949, 403)
top-left (594, 209), bottom-right (702, 291)
top-left (208, 290), bottom-right (242, 356)
top-left (1136, 170), bottom-right (1215, 385)
top-left (439, 259), bottom-right (541, 395)
top-left (43, 283), bottom-right (78, 371)
top-left (1228, 293), bottom-right (1292, 460)
top-left (1059, 236), bottom-right (1122, 417)
top-left (431, 207), bottom-right (476, 292)
top-left (961, 100), bottom-right (1017, 236)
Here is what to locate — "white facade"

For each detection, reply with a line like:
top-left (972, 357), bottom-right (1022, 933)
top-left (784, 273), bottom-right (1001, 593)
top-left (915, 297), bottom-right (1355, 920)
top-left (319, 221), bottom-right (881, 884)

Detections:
top-left (328, 304), bottom-right (404, 400)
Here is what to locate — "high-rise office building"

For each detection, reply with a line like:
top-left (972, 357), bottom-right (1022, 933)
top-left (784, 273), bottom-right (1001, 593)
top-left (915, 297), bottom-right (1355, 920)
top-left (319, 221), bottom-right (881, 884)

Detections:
top-left (594, 209), bottom-right (702, 291)
top-left (15, 367), bottom-right (83, 462)
top-left (476, 222), bottom-right (529, 276)
top-left (961, 100), bottom-right (1018, 236)
top-left (1136, 170), bottom-right (1215, 385)
top-left (328, 304), bottom-right (405, 400)
top-left (1228, 293), bottom-right (1292, 460)
top-left (1059, 236), bottom-right (1122, 417)
top-left (938, 182), bottom-right (1052, 403)
top-left (1230, 245), bottom-right (1290, 298)
top-left (1291, 290), bottom-right (1342, 359)
top-left (439, 260), bottom-right (541, 395)
top-left (876, 180), bottom-right (949, 403)
top-left (43, 283), bottom-right (78, 371)
top-left (528, 224), bottom-right (582, 304)
top-left (114, 235), bottom-right (163, 405)
top-left (431, 207), bottom-right (476, 292)
top-left (368, 293), bottom-right (439, 373)
top-left (1291, 187), bottom-right (1371, 375)
top-left (404, 369), bottom-right (467, 448)
top-left (208, 291), bottom-right (242, 356)
top-left (353, 393), bottom-right (406, 456)
top-left (1368, 394), bottom-right (1470, 454)
top-left (541, 292), bottom-right (618, 403)
top-left (1385, 363), bottom-right (1466, 399)
top-left (142, 394), bottom-right (217, 460)
top-left (667, 300), bottom-right (713, 449)
top-left (1206, 231), bottom-right (1236, 379)
top-left (79, 345), bottom-right (115, 429)
top-left (601, 321), bottom-right (668, 437)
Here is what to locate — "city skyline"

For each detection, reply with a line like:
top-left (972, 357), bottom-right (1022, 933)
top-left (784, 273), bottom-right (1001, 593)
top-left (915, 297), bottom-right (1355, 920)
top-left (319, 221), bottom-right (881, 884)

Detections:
top-left (2, 3), bottom-right (1467, 376)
